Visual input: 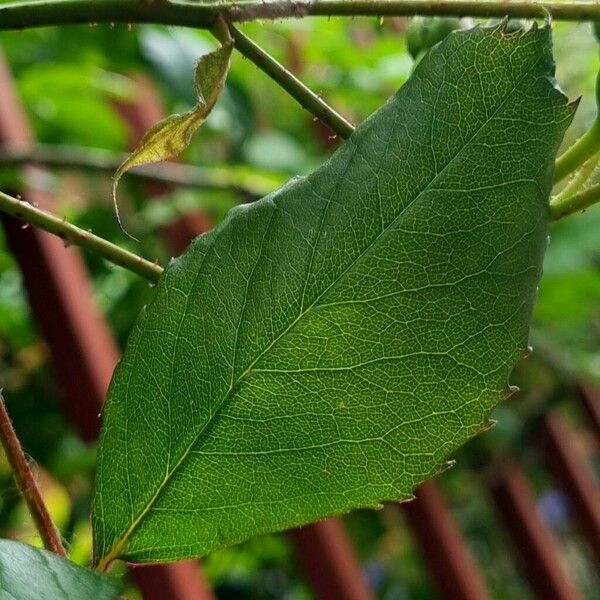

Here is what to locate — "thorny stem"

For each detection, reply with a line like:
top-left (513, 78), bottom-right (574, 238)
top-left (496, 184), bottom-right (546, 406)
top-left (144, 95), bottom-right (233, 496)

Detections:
top-left (1, 157), bottom-right (598, 288)
top-left (1, 0), bottom-right (600, 32)
top-left (0, 190), bottom-right (162, 283)
top-left (0, 393), bottom-right (68, 557)
top-left (550, 182), bottom-right (600, 220)
top-left (2, 0), bottom-right (595, 151)
top-left (0, 0), bottom-right (599, 279)
top-left (208, 17), bottom-right (354, 138)
top-left (226, 26), bottom-right (355, 139)
top-left (1, 0), bottom-right (599, 168)
top-left (0, 144), bottom-right (269, 198)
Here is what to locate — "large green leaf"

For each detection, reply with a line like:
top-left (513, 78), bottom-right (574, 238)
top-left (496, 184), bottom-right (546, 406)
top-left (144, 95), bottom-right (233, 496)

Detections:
top-left (0, 540), bottom-right (120, 599)
top-left (93, 24), bottom-right (573, 565)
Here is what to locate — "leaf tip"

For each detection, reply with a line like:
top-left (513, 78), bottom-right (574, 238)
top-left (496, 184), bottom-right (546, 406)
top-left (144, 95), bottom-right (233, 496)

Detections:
top-left (111, 176), bottom-right (140, 242)
top-left (483, 419), bottom-right (498, 432)
top-left (568, 96), bottom-right (582, 113)
top-left (438, 460), bottom-right (456, 475)
top-left (502, 385), bottom-right (520, 404)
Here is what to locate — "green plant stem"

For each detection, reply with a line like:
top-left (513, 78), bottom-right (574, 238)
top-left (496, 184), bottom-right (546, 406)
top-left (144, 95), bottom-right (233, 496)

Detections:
top-left (1, 176), bottom-right (598, 292)
top-left (0, 190), bottom-right (162, 283)
top-left (550, 182), bottom-right (600, 220)
top-left (554, 149), bottom-right (600, 200)
top-left (0, 393), bottom-right (68, 557)
top-left (0, 144), bottom-right (267, 197)
top-left (554, 119), bottom-right (600, 184)
top-left (1, 0), bottom-right (600, 33)
top-left (227, 26), bottom-right (355, 139)
top-left (2, 165), bottom-right (600, 286)
top-left (0, 0), bottom-right (593, 146)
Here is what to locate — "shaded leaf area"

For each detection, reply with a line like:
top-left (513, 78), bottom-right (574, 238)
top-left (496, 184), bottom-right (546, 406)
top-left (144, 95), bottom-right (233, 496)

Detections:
top-left (0, 540), bottom-right (120, 599)
top-left (94, 24), bottom-right (573, 564)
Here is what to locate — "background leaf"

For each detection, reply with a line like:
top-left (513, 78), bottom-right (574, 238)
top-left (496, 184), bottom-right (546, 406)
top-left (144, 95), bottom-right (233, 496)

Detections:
top-left (93, 24), bottom-right (573, 565)
top-left (0, 539), bottom-right (120, 599)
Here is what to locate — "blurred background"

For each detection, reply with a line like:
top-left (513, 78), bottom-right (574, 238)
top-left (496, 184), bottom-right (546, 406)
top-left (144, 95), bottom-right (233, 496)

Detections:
top-left (0, 13), bottom-right (599, 600)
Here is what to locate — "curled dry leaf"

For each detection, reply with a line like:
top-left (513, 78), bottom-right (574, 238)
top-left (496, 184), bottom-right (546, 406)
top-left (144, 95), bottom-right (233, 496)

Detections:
top-left (111, 41), bottom-right (234, 233)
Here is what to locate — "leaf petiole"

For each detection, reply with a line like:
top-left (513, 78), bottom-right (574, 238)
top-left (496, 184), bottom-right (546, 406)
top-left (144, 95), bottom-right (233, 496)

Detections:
top-left (554, 117), bottom-right (600, 184)
top-left (553, 148), bottom-right (600, 201)
top-left (550, 182), bottom-right (600, 220)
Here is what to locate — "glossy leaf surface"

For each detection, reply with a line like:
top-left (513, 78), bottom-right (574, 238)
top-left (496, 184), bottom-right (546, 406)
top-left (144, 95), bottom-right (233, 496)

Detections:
top-left (94, 25), bottom-right (573, 565)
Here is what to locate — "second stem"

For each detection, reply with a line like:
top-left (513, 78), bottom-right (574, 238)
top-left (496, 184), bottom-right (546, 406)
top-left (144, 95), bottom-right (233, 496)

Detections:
top-left (0, 393), bottom-right (67, 557)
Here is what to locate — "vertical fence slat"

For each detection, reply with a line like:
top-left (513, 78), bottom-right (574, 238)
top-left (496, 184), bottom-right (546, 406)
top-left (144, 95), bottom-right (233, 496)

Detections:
top-left (0, 51), bottom-right (115, 442)
top-left (291, 520), bottom-right (374, 600)
top-left (1, 216), bottom-right (112, 440)
top-left (578, 385), bottom-right (600, 446)
top-left (130, 561), bottom-right (215, 600)
top-left (0, 49), bottom-right (214, 600)
top-left (401, 480), bottom-right (491, 600)
top-left (539, 414), bottom-right (600, 566)
top-left (490, 462), bottom-right (580, 600)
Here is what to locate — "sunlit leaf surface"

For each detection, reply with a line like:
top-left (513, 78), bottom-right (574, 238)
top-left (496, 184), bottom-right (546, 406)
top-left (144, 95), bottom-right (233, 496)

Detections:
top-left (94, 24), bottom-right (573, 565)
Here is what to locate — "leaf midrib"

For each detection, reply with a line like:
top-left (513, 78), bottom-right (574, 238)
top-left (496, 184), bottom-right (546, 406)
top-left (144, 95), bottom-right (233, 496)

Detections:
top-left (103, 43), bottom-right (540, 563)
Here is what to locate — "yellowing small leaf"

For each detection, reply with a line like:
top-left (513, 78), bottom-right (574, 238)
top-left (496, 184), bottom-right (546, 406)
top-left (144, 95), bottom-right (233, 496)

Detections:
top-left (116, 110), bottom-right (204, 176)
top-left (111, 41), bottom-right (233, 231)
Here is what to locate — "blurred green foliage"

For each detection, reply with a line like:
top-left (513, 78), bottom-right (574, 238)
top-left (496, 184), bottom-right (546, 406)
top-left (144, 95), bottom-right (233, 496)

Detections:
top-left (0, 15), bottom-right (598, 599)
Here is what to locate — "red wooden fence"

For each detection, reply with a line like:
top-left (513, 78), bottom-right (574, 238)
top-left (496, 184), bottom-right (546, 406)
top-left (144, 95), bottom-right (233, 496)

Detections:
top-left (540, 414), bottom-right (600, 566)
top-left (402, 481), bottom-right (490, 600)
top-left (491, 462), bottom-right (580, 600)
